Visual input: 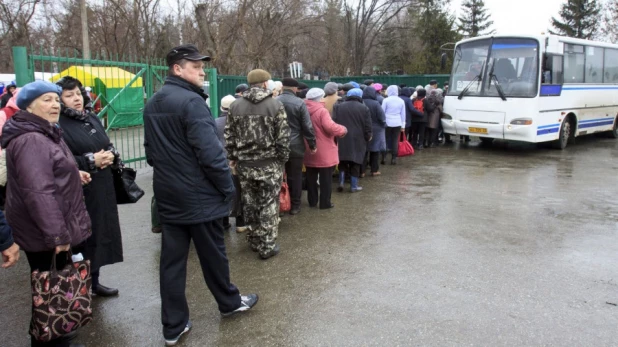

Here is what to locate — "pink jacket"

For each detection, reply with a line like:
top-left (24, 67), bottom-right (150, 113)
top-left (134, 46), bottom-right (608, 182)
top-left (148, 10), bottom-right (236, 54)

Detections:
top-left (0, 89), bottom-right (19, 137)
top-left (304, 100), bottom-right (347, 168)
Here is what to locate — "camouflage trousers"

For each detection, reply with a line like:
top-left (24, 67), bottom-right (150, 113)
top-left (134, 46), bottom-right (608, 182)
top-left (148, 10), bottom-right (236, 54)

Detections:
top-left (238, 162), bottom-right (283, 256)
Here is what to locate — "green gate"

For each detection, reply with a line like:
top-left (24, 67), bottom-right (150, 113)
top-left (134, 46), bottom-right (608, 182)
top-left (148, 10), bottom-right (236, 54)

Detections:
top-left (12, 46), bottom-right (218, 168)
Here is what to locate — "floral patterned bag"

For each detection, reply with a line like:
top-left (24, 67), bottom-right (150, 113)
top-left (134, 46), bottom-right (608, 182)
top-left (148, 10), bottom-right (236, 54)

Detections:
top-left (30, 252), bottom-right (93, 342)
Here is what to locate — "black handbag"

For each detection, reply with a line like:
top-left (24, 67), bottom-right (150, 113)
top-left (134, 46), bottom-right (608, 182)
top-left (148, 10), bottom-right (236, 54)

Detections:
top-left (113, 166), bottom-right (145, 204)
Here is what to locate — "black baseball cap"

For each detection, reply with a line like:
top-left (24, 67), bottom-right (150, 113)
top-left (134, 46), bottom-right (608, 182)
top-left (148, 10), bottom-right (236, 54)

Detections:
top-left (166, 44), bottom-right (211, 66)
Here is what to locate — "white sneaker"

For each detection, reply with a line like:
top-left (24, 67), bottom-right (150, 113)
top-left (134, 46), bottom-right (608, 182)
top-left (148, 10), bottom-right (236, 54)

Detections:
top-left (221, 294), bottom-right (259, 317)
top-left (165, 321), bottom-right (192, 346)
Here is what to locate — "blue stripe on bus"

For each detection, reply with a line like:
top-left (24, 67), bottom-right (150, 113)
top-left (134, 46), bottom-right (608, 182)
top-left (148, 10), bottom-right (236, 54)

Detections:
top-left (537, 128), bottom-right (559, 135)
top-left (578, 120), bottom-right (614, 129)
top-left (538, 123), bottom-right (560, 129)
top-left (580, 117), bottom-right (613, 123)
top-left (563, 87), bottom-right (618, 90)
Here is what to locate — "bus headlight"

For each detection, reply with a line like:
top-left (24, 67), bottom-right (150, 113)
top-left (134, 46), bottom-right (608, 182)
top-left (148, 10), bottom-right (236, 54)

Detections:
top-left (510, 118), bottom-right (533, 125)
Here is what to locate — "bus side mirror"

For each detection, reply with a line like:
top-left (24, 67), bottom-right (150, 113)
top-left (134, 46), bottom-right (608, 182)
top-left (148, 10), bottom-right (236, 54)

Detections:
top-left (440, 53), bottom-right (447, 69)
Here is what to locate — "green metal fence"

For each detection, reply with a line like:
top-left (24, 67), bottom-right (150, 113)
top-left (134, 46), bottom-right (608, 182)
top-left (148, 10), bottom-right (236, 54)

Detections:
top-left (217, 75), bottom-right (329, 98)
top-left (11, 45), bottom-right (447, 168)
top-left (12, 46), bottom-right (217, 168)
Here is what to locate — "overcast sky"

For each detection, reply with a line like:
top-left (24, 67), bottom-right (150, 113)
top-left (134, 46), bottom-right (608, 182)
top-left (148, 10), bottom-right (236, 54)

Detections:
top-left (449, 0), bottom-right (566, 35)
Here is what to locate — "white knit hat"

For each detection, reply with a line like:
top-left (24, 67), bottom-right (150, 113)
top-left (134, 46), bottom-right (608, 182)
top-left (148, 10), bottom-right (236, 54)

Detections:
top-left (306, 88), bottom-right (325, 101)
top-left (220, 95), bottom-right (235, 111)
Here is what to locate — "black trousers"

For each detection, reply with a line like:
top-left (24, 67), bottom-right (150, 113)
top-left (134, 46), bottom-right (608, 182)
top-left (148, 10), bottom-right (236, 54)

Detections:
top-left (428, 128), bottom-right (439, 145)
top-left (339, 161), bottom-right (361, 178)
top-left (160, 220), bottom-right (241, 339)
top-left (360, 151), bottom-right (370, 174)
top-left (369, 152), bottom-right (380, 173)
top-left (285, 157), bottom-right (304, 210)
top-left (385, 126), bottom-right (401, 158)
top-left (26, 251), bottom-right (78, 347)
top-left (306, 166), bottom-right (334, 208)
top-left (410, 122), bottom-right (426, 147)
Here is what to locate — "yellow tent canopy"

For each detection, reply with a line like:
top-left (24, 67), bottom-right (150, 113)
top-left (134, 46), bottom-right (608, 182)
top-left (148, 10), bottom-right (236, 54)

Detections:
top-left (49, 66), bottom-right (143, 88)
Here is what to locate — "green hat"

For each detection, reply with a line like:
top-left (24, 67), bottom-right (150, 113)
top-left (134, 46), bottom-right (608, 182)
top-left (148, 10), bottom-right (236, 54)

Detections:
top-left (247, 69), bottom-right (271, 85)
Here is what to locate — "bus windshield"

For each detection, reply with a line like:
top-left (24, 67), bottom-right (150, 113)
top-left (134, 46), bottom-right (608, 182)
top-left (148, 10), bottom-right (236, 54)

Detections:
top-left (448, 38), bottom-right (540, 98)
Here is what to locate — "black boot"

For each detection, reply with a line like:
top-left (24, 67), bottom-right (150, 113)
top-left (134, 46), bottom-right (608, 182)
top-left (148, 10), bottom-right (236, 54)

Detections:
top-left (92, 271), bottom-right (119, 297)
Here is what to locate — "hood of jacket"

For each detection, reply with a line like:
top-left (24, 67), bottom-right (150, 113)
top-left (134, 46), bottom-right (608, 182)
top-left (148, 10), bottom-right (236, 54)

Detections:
top-left (305, 99), bottom-right (326, 115)
top-left (243, 87), bottom-right (274, 104)
top-left (1, 110), bottom-right (62, 148)
top-left (362, 86), bottom-right (377, 100)
top-left (400, 87), bottom-right (413, 98)
top-left (386, 85), bottom-right (399, 97)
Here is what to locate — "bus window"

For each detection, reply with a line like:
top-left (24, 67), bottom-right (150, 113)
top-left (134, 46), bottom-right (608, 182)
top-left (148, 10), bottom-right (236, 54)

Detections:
top-left (604, 49), bottom-right (618, 83)
top-left (585, 46), bottom-right (604, 83)
top-left (564, 44), bottom-right (584, 83)
top-left (485, 38), bottom-right (539, 97)
top-left (542, 54), bottom-right (563, 85)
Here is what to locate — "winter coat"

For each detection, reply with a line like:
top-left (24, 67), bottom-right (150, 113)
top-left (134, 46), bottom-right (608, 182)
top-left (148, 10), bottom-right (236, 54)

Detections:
top-left (412, 97), bottom-right (428, 123)
top-left (277, 89), bottom-right (316, 158)
top-left (0, 210), bottom-right (13, 252)
top-left (226, 87), bottom-right (291, 165)
top-left (0, 92), bottom-right (13, 109)
top-left (303, 99), bottom-right (347, 168)
top-left (144, 76), bottom-right (235, 224)
top-left (59, 107), bottom-right (123, 271)
top-left (382, 85), bottom-right (406, 128)
top-left (399, 88), bottom-right (416, 128)
top-left (1, 110), bottom-right (91, 252)
top-left (333, 96), bottom-right (372, 164)
top-left (376, 94), bottom-right (384, 105)
top-left (323, 94), bottom-right (339, 117)
top-left (426, 93), bottom-right (444, 129)
top-left (362, 87), bottom-right (386, 152)
top-left (215, 111), bottom-right (228, 152)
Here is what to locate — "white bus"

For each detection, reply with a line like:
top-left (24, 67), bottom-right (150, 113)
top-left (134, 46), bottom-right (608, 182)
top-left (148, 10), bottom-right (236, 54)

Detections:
top-left (441, 34), bottom-right (618, 149)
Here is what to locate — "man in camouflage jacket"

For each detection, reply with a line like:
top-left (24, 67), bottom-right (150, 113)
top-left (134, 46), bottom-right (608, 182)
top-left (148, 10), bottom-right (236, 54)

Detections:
top-left (225, 69), bottom-right (291, 260)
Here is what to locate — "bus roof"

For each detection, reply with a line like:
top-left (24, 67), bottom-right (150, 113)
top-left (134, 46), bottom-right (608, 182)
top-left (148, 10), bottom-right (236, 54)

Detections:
top-left (457, 34), bottom-right (618, 50)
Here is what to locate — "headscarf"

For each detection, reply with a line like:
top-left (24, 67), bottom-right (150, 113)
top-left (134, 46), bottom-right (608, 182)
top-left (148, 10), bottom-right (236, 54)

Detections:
top-left (347, 88), bottom-right (362, 98)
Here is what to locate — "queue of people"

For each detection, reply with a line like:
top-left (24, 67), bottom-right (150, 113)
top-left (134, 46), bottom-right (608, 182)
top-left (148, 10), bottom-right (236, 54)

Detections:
top-left (0, 42), bottom-right (457, 347)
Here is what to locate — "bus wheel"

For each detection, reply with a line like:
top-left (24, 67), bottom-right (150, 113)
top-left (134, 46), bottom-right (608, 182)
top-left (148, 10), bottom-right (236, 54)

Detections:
top-left (479, 137), bottom-right (494, 145)
top-left (553, 117), bottom-right (572, 150)
top-left (611, 117), bottom-right (618, 139)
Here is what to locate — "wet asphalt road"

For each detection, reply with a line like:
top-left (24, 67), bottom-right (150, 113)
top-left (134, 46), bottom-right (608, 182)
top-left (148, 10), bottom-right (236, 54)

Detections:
top-left (1, 136), bottom-right (618, 346)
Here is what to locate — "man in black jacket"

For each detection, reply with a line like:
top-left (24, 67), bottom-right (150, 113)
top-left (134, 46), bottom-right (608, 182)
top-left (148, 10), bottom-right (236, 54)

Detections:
top-left (277, 78), bottom-right (316, 215)
top-left (143, 44), bottom-right (258, 346)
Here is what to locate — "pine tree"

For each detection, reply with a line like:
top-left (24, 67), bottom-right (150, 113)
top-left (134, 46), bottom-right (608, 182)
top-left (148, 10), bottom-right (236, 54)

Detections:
top-left (411, 0), bottom-right (462, 73)
top-left (550, 0), bottom-right (602, 39)
top-left (457, 0), bottom-right (495, 37)
top-left (603, 0), bottom-right (618, 43)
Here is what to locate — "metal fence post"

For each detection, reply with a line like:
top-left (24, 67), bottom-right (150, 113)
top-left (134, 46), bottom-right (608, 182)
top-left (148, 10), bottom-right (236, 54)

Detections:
top-left (209, 68), bottom-right (218, 118)
top-left (13, 46), bottom-right (33, 86)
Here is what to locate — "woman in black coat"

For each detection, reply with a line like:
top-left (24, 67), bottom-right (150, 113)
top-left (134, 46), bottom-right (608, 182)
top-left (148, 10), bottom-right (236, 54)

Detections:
top-left (334, 88), bottom-right (372, 192)
top-left (56, 76), bottom-right (123, 297)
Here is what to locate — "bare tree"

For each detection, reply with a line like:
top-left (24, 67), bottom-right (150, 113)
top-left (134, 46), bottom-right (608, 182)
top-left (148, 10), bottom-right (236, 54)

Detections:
top-left (0, 0), bottom-right (43, 71)
top-left (342, 0), bottom-right (414, 75)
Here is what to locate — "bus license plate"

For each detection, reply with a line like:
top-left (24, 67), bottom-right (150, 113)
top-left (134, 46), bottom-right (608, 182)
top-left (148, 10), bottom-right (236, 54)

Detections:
top-left (468, 127), bottom-right (488, 134)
